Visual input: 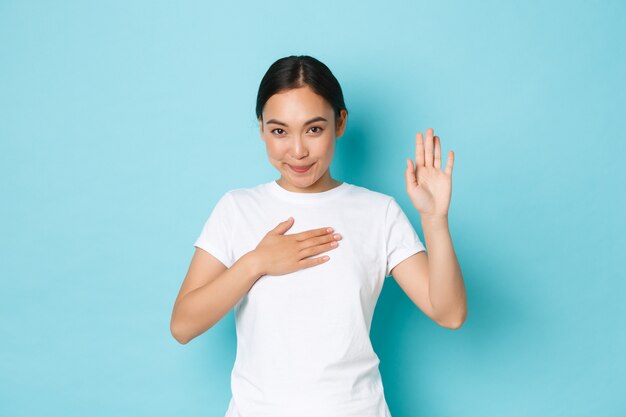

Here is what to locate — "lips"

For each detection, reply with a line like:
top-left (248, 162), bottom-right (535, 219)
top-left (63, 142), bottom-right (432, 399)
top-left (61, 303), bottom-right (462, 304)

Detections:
top-left (288, 163), bottom-right (313, 173)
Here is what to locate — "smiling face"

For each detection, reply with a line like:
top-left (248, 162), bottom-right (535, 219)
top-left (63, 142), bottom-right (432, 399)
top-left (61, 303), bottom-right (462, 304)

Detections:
top-left (258, 85), bottom-right (347, 193)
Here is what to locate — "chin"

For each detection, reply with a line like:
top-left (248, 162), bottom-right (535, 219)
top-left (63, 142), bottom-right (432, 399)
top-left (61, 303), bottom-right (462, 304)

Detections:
top-left (287, 173), bottom-right (314, 183)
top-left (283, 170), bottom-right (317, 185)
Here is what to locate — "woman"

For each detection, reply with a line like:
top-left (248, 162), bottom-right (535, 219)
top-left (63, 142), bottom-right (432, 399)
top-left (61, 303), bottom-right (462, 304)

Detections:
top-left (170, 55), bottom-right (467, 417)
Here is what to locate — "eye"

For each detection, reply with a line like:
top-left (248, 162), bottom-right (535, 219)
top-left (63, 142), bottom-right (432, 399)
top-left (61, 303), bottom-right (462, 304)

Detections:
top-left (309, 126), bottom-right (323, 134)
top-left (271, 128), bottom-right (286, 136)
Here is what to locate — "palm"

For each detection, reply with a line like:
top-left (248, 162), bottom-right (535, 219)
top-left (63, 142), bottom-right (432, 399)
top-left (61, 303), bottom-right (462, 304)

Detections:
top-left (405, 128), bottom-right (454, 219)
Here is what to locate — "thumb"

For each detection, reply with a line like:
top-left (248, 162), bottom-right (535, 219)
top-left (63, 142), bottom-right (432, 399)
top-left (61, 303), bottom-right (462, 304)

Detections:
top-left (405, 158), bottom-right (418, 190)
top-left (270, 216), bottom-right (294, 235)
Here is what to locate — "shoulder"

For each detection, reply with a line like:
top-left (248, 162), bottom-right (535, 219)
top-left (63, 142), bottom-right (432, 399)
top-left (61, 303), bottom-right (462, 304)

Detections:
top-left (346, 184), bottom-right (413, 225)
top-left (346, 182), bottom-right (395, 207)
top-left (221, 182), bottom-right (271, 204)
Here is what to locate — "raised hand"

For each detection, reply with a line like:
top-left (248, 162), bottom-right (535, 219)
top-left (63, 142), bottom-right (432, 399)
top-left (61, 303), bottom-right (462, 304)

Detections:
top-left (405, 128), bottom-right (454, 221)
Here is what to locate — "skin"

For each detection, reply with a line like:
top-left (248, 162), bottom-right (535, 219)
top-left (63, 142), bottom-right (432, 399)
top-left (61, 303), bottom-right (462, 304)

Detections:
top-left (257, 85), bottom-right (347, 193)
top-left (395, 128), bottom-right (467, 329)
top-left (170, 85), bottom-right (466, 345)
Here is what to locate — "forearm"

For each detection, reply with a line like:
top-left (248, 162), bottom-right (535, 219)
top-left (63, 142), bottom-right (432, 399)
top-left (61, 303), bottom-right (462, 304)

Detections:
top-left (421, 216), bottom-right (467, 327)
top-left (171, 251), bottom-right (263, 344)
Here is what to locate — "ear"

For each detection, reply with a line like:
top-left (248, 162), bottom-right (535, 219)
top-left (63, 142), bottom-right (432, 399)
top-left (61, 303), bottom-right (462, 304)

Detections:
top-left (258, 116), bottom-right (264, 139)
top-left (335, 109), bottom-right (348, 138)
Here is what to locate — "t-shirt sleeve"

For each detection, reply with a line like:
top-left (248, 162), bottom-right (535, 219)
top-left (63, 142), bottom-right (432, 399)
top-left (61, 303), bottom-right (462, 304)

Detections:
top-left (193, 192), bottom-right (234, 269)
top-left (384, 197), bottom-right (426, 277)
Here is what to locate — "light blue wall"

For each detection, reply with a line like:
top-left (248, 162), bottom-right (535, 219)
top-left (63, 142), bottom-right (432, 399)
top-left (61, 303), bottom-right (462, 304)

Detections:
top-left (1, 1), bottom-right (624, 416)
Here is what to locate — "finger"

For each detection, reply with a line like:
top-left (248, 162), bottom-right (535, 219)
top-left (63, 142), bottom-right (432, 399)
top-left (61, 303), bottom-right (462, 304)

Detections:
top-left (300, 236), bottom-right (340, 255)
top-left (270, 216), bottom-right (294, 235)
top-left (405, 158), bottom-right (418, 188)
top-left (295, 226), bottom-right (335, 242)
top-left (425, 128), bottom-right (434, 167)
top-left (434, 136), bottom-right (441, 170)
top-left (298, 254), bottom-right (331, 269)
top-left (445, 150), bottom-right (454, 176)
top-left (415, 131), bottom-right (425, 170)
top-left (299, 231), bottom-right (341, 250)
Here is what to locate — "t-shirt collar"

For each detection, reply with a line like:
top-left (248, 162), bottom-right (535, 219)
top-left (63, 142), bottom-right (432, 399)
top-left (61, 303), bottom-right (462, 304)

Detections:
top-left (266, 180), bottom-right (351, 203)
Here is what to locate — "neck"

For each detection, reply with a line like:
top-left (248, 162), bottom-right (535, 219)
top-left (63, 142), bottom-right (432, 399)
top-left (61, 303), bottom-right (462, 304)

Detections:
top-left (277, 170), bottom-right (342, 193)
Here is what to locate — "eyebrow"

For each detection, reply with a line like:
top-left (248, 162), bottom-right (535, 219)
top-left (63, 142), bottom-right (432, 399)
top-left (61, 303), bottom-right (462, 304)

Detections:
top-left (265, 116), bottom-right (328, 127)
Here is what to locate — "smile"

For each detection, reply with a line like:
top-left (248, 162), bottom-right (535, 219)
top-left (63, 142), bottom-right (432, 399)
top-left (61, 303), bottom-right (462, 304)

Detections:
top-left (287, 163), bottom-right (313, 173)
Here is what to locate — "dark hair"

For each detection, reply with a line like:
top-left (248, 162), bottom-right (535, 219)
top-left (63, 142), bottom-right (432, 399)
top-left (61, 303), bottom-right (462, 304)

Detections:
top-left (255, 55), bottom-right (348, 125)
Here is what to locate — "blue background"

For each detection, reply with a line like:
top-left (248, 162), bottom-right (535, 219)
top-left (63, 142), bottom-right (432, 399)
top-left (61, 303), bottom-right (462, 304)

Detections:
top-left (2, 1), bottom-right (624, 416)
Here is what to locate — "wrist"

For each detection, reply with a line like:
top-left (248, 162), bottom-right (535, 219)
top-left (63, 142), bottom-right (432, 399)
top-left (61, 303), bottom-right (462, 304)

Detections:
top-left (242, 250), bottom-right (265, 282)
top-left (420, 213), bottom-right (449, 228)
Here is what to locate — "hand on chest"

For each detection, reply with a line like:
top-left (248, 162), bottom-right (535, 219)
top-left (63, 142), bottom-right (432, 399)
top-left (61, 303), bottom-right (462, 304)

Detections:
top-left (235, 205), bottom-right (386, 300)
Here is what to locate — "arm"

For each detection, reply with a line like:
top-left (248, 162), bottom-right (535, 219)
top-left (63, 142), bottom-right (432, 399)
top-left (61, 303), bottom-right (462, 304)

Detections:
top-left (171, 219), bottom-right (340, 344)
top-left (170, 249), bottom-right (262, 345)
top-left (390, 216), bottom-right (466, 329)
top-left (420, 215), bottom-right (466, 328)
top-left (394, 127), bottom-right (467, 329)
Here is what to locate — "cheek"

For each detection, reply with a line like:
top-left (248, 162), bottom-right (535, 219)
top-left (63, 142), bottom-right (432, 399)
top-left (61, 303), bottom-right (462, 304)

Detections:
top-left (265, 142), bottom-right (286, 160)
top-left (319, 138), bottom-right (336, 156)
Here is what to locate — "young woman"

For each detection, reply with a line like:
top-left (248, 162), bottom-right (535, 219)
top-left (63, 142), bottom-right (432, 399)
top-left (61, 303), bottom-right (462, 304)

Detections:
top-left (170, 55), bottom-right (467, 417)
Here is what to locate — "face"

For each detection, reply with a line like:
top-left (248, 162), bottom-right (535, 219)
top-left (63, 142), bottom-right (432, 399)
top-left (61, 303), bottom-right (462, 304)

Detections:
top-left (258, 85), bottom-right (347, 193)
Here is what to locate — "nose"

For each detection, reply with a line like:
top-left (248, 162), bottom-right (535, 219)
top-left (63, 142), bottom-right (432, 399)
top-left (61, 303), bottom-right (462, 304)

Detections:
top-left (290, 134), bottom-right (308, 158)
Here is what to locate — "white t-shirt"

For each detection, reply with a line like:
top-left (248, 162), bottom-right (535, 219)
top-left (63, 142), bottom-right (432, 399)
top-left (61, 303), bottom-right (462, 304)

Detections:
top-left (193, 180), bottom-right (426, 417)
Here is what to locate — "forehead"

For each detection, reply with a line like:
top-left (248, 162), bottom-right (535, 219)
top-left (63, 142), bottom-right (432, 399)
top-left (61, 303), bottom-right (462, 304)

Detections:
top-left (263, 86), bottom-right (332, 120)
